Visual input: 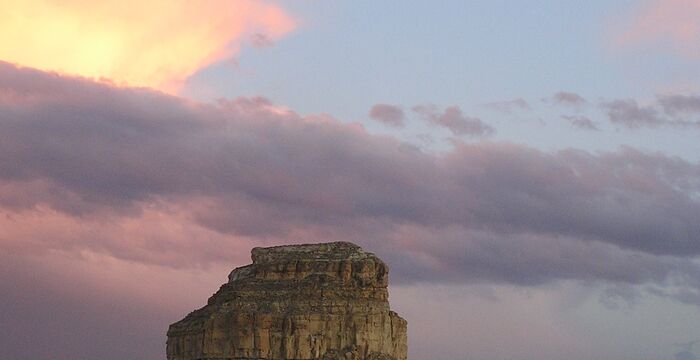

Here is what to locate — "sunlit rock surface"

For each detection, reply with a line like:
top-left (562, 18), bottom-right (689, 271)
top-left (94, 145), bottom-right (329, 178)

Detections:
top-left (166, 242), bottom-right (407, 360)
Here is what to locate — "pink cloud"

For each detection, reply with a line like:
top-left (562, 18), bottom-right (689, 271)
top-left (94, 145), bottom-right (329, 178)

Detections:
top-left (615, 0), bottom-right (700, 58)
top-left (2, 62), bottom-right (700, 289)
top-left (413, 104), bottom-right (494, 136)
top-left (369, 103), bottom-right (405, 127)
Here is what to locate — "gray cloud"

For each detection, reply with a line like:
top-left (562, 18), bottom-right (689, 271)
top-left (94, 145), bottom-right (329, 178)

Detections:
top-left (601, 99), bottom-right (667, 129)
top-left (561, 115), bottom-right (599, 131)
top-left (250, 32), bottom-right (274, 48)
top-left (413, 104), bottom-right (494, 136)
top-left (369, 103), bottom-right (405, 127)
top-left (2, 62), bottom-right (700, 293)
top-left (658, 94), bottom-right (700, 116)
top-left (601, 97), bottom-right (700, 129)
top-left (549, 91), bottom-right (587, 107)
top-left (481, 98), bottom-right (530, 113)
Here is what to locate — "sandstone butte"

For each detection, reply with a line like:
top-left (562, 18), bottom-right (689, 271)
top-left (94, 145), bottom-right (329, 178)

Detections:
top-left (166, 241), bottom-right (408, 360)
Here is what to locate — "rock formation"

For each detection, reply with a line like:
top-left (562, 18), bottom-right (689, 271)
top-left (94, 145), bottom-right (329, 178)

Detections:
top-left (166, 242), bottom-right (407, 360)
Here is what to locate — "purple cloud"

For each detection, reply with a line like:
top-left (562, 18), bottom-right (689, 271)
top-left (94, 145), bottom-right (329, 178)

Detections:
top-left (657, 94), bottom-right (700, 115)
top-left (413, 104), bottom-right (494, 136)
top-left (601, 99), bottom-right (666, 129)
top-left (482, 98), bottom-right (530, 113)
top-left (250, 32), bottom-right (274, 48)
top-left (549, 91), bottom-right (587, 107)
top-left (561, 115), bottom-right (600, 131)
top-left (601, 98), bottom-right (700, 129)
top-left (1, 62), bottom-right (700, 292)
top-left (369, 103), bottom-right (405, 127)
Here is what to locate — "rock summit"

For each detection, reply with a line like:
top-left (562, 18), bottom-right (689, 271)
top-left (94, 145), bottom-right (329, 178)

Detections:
top-left (166, 241), bottom-right (407, 360)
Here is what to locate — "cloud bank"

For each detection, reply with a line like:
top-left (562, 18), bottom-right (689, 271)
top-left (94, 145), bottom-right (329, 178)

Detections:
top-left (1, 63), bottom-right (700, 295)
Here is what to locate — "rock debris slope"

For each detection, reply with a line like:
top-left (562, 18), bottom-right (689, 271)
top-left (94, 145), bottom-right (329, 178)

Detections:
top-left (166, 242), bottom-right (407, 360)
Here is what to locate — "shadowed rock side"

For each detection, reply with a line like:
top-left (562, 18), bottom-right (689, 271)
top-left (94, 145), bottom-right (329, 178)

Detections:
top-left (166, 242), bottom-right (407, 360)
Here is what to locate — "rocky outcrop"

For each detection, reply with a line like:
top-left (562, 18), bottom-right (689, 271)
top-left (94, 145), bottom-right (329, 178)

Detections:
top-left (166, 242), bottom-right (407, 360)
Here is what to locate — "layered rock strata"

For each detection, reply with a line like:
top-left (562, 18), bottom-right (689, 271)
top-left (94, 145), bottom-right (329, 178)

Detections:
top-left (166, 242), bottom-right (407, 360)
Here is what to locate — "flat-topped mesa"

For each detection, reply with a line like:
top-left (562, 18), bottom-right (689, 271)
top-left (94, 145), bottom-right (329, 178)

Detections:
top-left (228, 242), bottom-right (388, 289)
top-left (252, 241), bottom-right (366, 262)
top-left (167, 242), bottom-right (407, 360)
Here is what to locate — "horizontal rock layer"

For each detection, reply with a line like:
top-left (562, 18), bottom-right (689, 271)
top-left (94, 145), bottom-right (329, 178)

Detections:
top-left (167, 242), bottom-right (407, 360)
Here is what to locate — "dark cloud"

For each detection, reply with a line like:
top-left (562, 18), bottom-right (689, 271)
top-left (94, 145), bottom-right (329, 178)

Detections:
top-left (601, 99), bottom-right (667, 129)
top-left (658, 94), bottom-right (700, 116)
top-left (250, 32), bottom-right (274, 48)
top-left (413, 104), bottom-right (494, 136)
top-left (481, 98), bottom-right (530, 113)
top-left (369, 103), bottom-right (405, 127)
top-left (601, 98), bottom-right (700, 129)
top-left (542, 91), bottom-right (588, 109)
top-left (383, 225), bottom-right (695, 288)
top-left (2, 62), bottom-right (700, 293)
top-left (547, 91), bottom-right (587, 107)
top-left (561, 115), bottom-right (599, 131)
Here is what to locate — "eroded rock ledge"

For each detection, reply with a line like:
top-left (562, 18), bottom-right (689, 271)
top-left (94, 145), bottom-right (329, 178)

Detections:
top-left (166, 242), bottom-right (407, 360)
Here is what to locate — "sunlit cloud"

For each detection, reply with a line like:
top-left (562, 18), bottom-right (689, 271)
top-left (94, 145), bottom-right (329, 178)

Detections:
top-left (615, 0), bottom-right (700, 58)
top-left (0, 0), bottom-right (295, 92)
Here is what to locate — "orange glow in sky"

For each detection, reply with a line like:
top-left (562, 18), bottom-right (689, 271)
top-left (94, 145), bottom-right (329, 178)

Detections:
top-left (0, 0), bottom-right (295, 92)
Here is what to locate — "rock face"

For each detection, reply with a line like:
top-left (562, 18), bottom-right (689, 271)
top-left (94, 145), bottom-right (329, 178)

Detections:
top-left (166, 242), bottom-right (407, 360)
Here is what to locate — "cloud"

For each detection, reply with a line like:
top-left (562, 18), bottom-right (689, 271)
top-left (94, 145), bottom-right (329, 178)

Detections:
top-left (601, 99), bottom-right (667, 128)
top-left (658, 94), bottom-right (700, 115)
top-left (615, 0), bottom-right (700, 58)
top-left (561, 115), bottom-right (600, 131)
top-left (2, 63), bottom-right (700, 295)
top-left (369, 103), bottom-right (405, 127)
top-left (250, 33), bottom-right (275, 48)
top-left (0, 0), bottom-right (295, 92)
top-left (601, 98), bottom-right (700, 129)
top-left (413, 104), bottom-right (495, 136)
top-left (481, 98), bottom-right (530, 113)
top-left (547, 91), bottom-right (588, 107)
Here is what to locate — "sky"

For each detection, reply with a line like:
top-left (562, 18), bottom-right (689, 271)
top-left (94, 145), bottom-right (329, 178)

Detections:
top-left (1, 1), bottom-right (700, 360)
